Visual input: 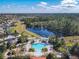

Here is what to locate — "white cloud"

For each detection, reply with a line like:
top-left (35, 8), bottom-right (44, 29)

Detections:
top-left (40, 2), bottom-right (47, 5)
top-left (35, 0), bottom-right (79, 13)
top-left (37, 2), bottom-right (48, 7)
top-left (37, 0), bottom-right (79, 11)
top-left (61, 0), bottom-right (78, 7)
top-left (37, 0), bottom-right (79, 9)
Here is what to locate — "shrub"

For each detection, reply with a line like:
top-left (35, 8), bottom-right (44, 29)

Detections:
top-left (0, 52), bottom-right (3, 59)
top-left (29, 48), bottom-right (35, 52)
top-left (58, 47), bottom-right (67, 53)
top-left (42, 47), bottom-right (48, 52)
top-left (8, 55), bottom-right (30, 59)
top-left (46, 53), bottom-right (57, 59)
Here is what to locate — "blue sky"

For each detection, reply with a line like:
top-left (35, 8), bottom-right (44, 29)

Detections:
top-left (0, 0), bottom-right (79, 13)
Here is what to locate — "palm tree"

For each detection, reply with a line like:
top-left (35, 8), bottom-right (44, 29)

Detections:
top-left (42, 47), bottom-right (48, 52)
top-left (13, 30), bottom-right (19, 37)
top-left (19, 31), bottom-right (28, 54)
top-left (29, 48), bottom-right (35, 56)
top-left (42, 47), bottom-right (48, 56)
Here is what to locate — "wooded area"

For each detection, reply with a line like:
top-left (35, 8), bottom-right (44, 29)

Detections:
top-left (21, 14), bottom-right (79, 36)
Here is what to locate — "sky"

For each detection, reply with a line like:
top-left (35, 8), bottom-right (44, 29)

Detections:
top-left (0, 0), bottom-right (79, 13)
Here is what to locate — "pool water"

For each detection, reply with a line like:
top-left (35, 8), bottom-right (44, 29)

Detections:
top-left (32, 43), bottom-right (47, 53)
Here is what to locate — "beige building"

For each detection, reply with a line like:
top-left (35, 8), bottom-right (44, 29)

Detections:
top-left (0, 24), bottom-right (4, 34)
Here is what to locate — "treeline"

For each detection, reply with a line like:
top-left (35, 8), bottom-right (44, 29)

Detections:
top-left (21, 14), bottom-right (79, 36)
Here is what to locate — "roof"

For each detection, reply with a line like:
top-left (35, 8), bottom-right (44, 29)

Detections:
top-left (31, 57), bottom-right (46, 59)
top-left (5, 35), bottom-right (15, 39)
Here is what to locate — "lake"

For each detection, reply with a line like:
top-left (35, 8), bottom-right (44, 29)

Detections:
top-left (27, 28), bottom-right (54, 37)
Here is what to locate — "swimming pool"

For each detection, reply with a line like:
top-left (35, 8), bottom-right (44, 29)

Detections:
top-left (32, 43), bottom-right (47, 56)
top-left (32, 43), bottom-right (47, 52)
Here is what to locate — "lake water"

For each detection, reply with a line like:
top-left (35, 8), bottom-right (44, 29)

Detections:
top-left (27, 28), bottom-right (54, 37)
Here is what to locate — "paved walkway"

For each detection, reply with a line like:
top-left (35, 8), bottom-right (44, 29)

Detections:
top-left (31, 57), bottom-right (46, 59)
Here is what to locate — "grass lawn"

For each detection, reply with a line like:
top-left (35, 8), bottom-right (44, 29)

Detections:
top-left (64, 36), bottom-right (79, 47)
top-left (9, 21), bottom-right (40, 38)
top-left (58, 36), bottom-right (79, 52)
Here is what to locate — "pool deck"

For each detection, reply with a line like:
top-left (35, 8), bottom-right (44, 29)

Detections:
top-left (4, 34), bottom-right (53, 58)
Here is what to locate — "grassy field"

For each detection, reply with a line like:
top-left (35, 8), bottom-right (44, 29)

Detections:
top-left (64, 36), bottom-right (79, 47)
top-left (64, 36), bottom-right (79, 43)
top-left (64, 36), bottom-right (79, 40)
top-left (9, 20), bottom-right (40, 38)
